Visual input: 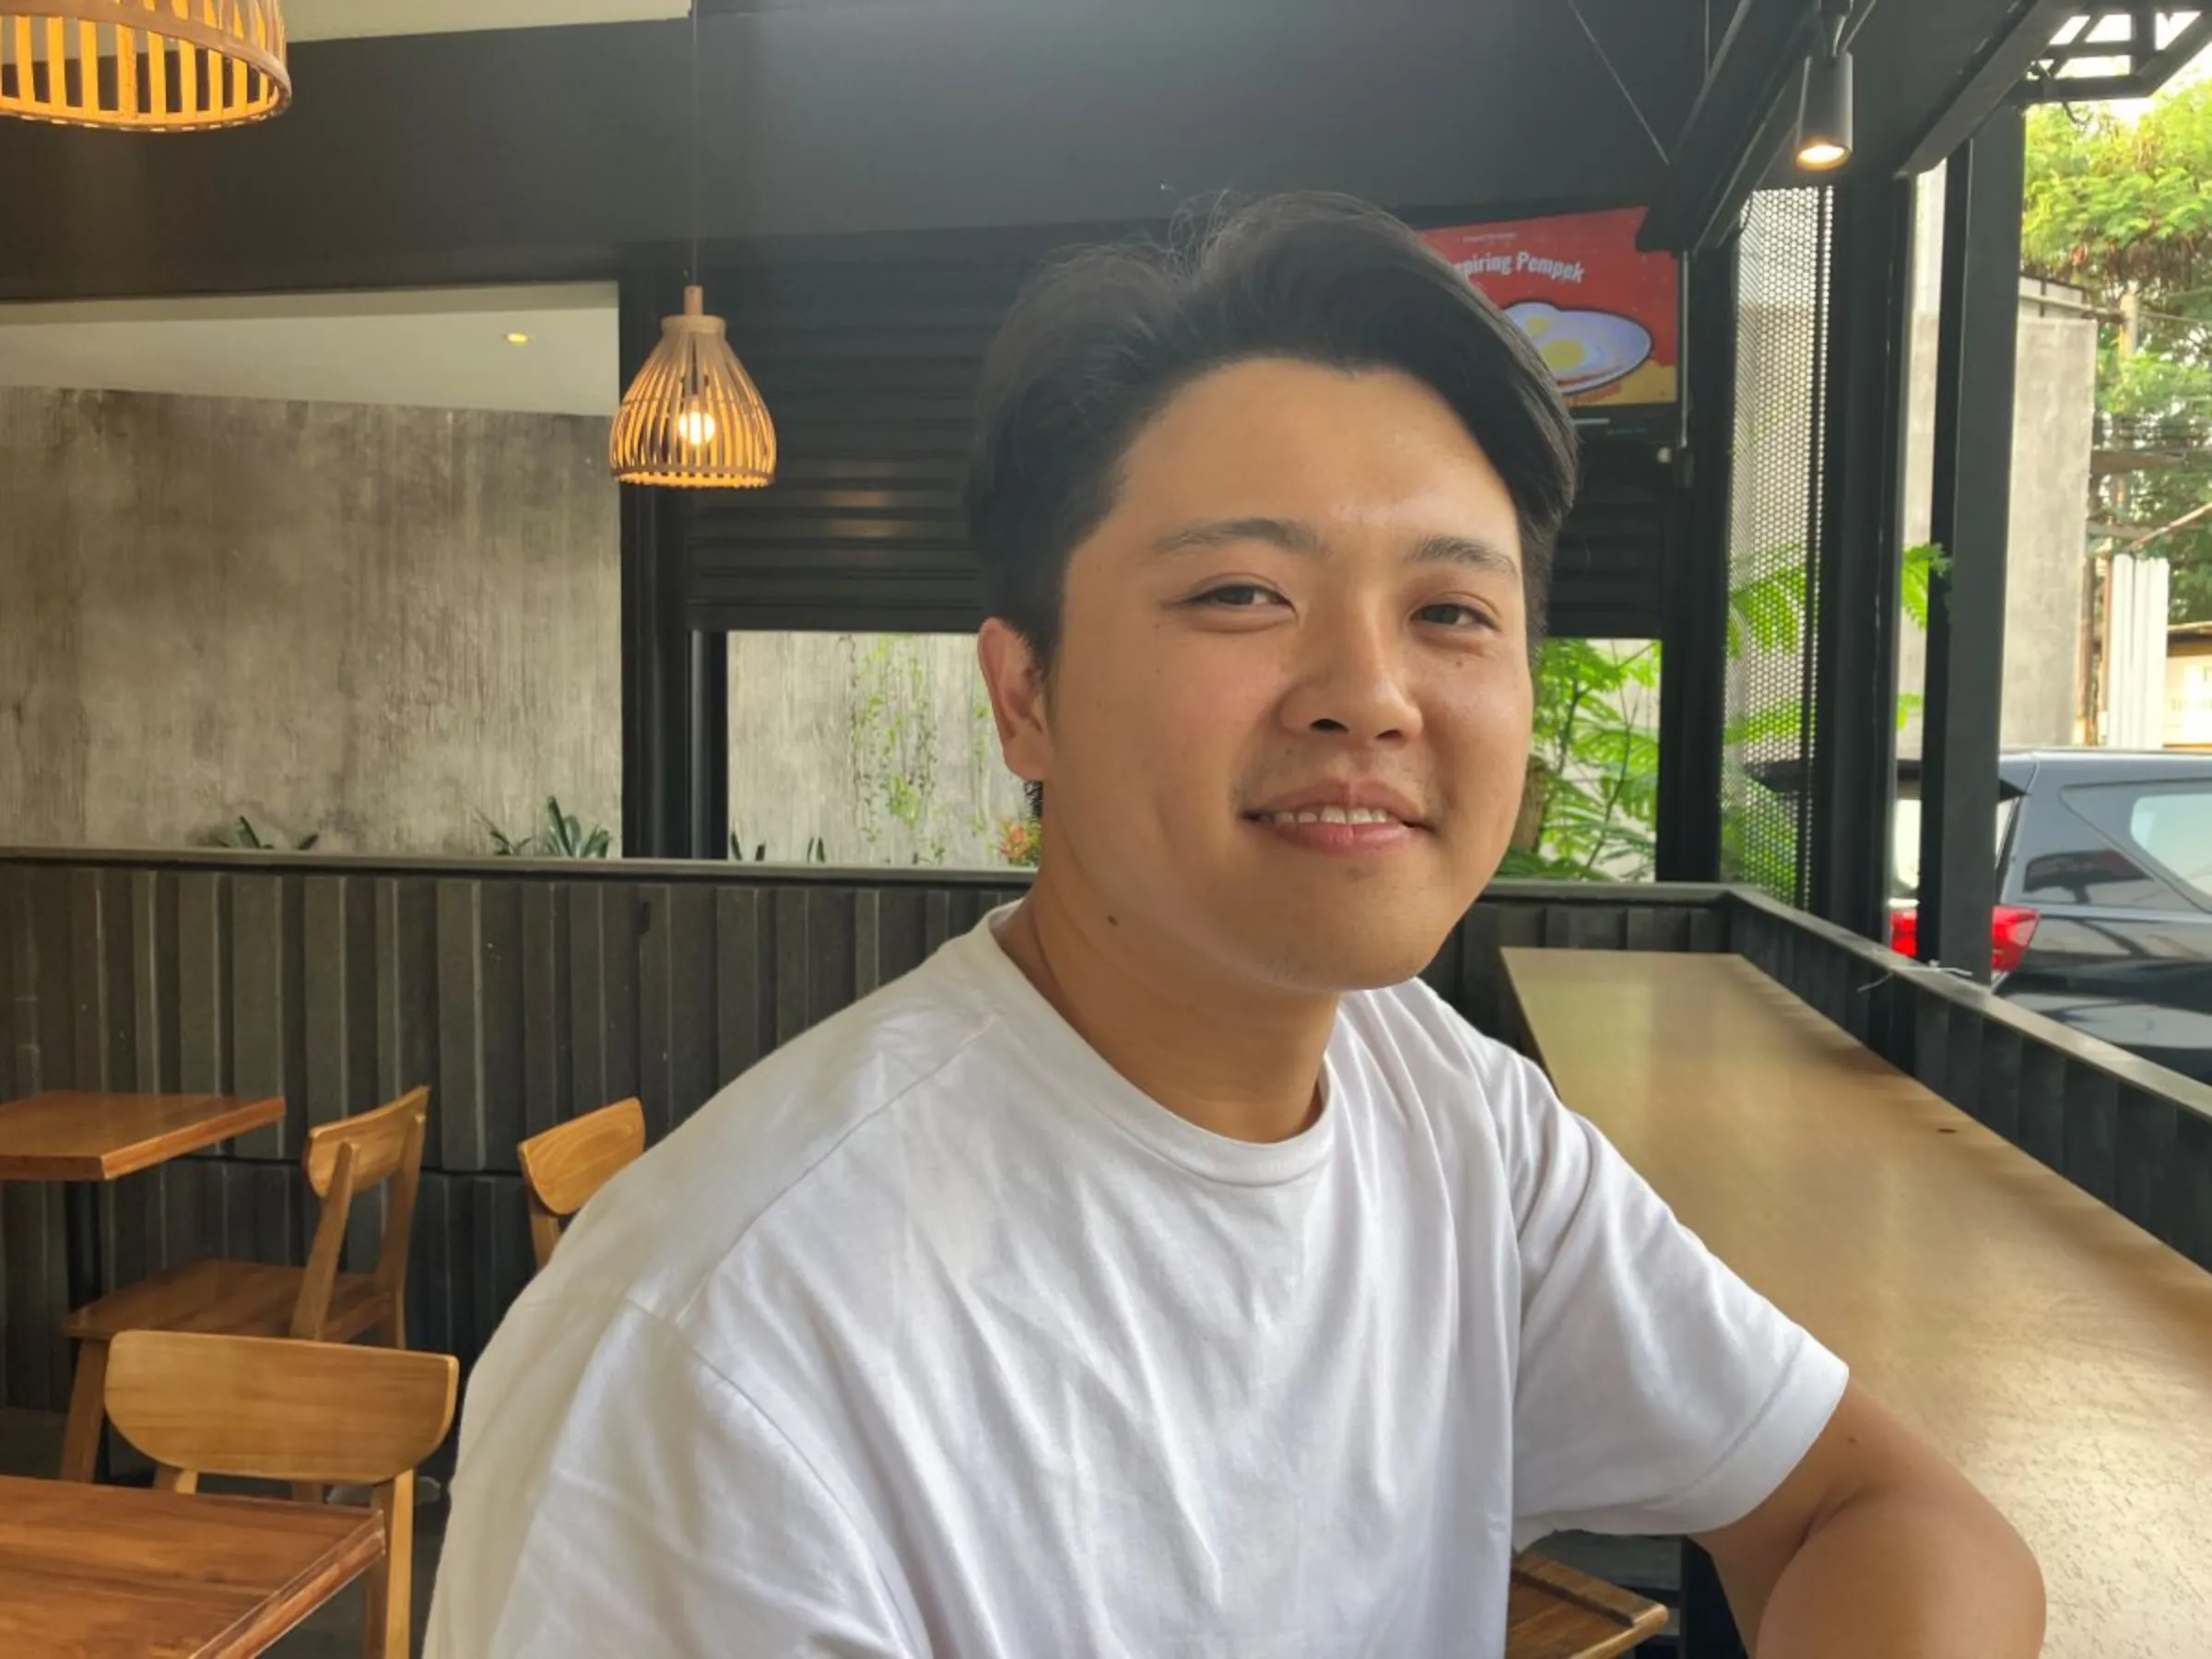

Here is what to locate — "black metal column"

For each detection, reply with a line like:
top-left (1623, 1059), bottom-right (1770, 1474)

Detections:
top-left (1919, 107), bottom-right (2026, 982)
top-left (688, 628), bottom-right (731, 860)
top-left (1806, 175), bottom-right (1916, 939)
top-left (1656, 239), bottom-right (1739, 882)
top-left (618, 265), bottom-right (731, 860)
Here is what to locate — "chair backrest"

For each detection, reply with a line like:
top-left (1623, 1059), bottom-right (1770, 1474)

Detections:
top-left (104, 1331), bottom-right (456, 1489)
top-left (107, 1331), bottom-right (456, 1659)
top-left (517, 1097), bottom-right (646, 1270)
top-left (292, 1087), bottom-right (429, 1338)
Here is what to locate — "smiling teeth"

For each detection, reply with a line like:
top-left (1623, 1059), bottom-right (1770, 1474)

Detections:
top-left (1263, 807), bottom-right (1400, 826)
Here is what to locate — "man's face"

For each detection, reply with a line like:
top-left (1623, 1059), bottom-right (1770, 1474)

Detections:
top-left (986, 357), bottom-right (1536, 994)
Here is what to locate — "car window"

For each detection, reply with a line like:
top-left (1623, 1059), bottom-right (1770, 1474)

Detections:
top-left (1891, 794), bottom-right (2020, 900)
top-left (2128, 791), bottom-right (2212, 901)
top-left (2049, 782), bottom-right (2212, 911)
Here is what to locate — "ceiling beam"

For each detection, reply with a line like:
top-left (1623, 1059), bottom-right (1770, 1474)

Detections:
top-left (2024, 7), bottom-right (2212, 101)
top-left (1900, 0), bottom-right (2080, 171)
top-left (1637, 0), bottom-right (1817, 254)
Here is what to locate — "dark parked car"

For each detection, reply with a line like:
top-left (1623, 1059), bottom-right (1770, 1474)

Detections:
top-left (1891, 749), bottom-right (2212, 1082)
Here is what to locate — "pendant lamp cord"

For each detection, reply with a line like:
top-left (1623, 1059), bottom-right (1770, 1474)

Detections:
top-left (688, 0), bottom-right (702, 288)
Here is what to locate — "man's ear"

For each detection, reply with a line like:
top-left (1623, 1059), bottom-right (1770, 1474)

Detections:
top-left (977, 619), bottom-right (1052, 787)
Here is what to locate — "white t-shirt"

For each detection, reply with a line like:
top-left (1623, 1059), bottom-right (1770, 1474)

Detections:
top-left (428, 911), bottom-right (1847, 1658)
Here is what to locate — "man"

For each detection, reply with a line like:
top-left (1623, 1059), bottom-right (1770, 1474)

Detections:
top-left (429, 196), bottom-right (2042, 1656)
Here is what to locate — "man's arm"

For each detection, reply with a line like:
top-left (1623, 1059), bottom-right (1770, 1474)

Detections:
top-left (1693, 1380), bottom-right (2044, 1658)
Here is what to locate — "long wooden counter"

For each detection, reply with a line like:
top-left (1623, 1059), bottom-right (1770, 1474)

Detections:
top-left (1502, 948), bottom-right (2212, 1659)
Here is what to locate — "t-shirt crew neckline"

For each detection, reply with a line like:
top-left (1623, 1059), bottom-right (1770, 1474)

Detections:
top-left (948, 905), bottom-right (1341, 1188)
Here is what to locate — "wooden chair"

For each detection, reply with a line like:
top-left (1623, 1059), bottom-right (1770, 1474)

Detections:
top-left (59, 1086), bottom-right (429, 1483)
top-left (104, 1330), bottom-right (458, 1659)
top-left (517, 1096), bottom-right (645, 1270)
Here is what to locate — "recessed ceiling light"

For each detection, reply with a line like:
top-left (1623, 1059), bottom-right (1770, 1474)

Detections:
top-left (505, 332), bottom-right (532, 346)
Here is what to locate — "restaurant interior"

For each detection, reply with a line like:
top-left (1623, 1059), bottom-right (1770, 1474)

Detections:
top-left (2, 1), bottom-right (2211, 1654)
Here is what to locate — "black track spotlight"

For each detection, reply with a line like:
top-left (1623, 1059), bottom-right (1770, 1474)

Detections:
top-left (1796, 10), bottom-right (1854, 171)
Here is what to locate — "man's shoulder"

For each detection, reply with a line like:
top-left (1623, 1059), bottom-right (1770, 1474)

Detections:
top-left (531, 934), bottom-right (1013, 1315)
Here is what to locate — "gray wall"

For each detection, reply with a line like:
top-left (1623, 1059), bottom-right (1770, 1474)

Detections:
top-left (1898, 173), bottom-right (2099, 755)
top-left (0, 387), bottom-right (620, 855)
top-left (727, 632), bottom-right (1031, 870)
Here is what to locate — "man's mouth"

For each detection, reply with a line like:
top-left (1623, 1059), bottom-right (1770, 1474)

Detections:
top-left (1251, 806), bottom-right (1407, 828)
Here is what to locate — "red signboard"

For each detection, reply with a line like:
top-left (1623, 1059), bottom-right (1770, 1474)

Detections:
top-left (1420, 208), bottom-right (1680, 411)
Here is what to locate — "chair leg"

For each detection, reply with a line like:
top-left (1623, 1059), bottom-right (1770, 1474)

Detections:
top-left (291, 1481), bottom-right (325, 1505)
top-left (366, 1470), bottom-right (415, 1659)
top-left (59, 1340), bottom-right (109, 1482)
top-left (377, 1295), bottom-right (406, 1350)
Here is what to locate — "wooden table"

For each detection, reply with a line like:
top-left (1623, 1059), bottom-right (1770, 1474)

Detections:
top-left (0, 1473), bottom-right (382, 1656)
top-left (1507, 1555), bottom-right (1667, 1658)
top-left (1502, 949), bottom-right (2212, 1659)
top-left (0, 1092), bottom-right (285, 1308)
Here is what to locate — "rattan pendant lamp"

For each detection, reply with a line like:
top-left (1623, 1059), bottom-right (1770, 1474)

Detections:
top-left (0, 1), bottom-right (290, 130)
top-left (609, 0), bottom-right (775, 488)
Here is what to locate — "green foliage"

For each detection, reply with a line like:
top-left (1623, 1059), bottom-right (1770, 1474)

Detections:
top-left (1900, 541), bottom-right (1945, 632)
top-left (1500, 639), bottom-right (1661, 882)
top-left (2024, 86), bottom-right (2212, 614)
top-left (484, 796), bottom-right (613, 859)
top-left (848, 637), bottom-right (951, 866)
top-left (210, 816), bottom-right (319, 852)
top-left (2024, 88), bottom-right (2212, 295)
top-left (1724, 539), bottom-right (1807, 659)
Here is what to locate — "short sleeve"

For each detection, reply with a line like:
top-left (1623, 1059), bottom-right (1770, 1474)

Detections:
top-left (426, 1298), bottom-right (917, 1659)
top-left (1498, 1053), bottom-right (1849, 1547)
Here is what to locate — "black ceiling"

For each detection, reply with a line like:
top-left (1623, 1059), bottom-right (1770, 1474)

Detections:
top-left (0, 0), bottom-right (2080, 301)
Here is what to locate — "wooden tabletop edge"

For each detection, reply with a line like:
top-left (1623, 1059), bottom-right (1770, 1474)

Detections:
top-left (1511, 1555), bottom-right (1668, 1630)
top-left (192, 1508), bottom-right (383, 1658)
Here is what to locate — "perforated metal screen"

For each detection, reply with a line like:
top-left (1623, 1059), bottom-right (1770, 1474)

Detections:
top-left (1722, 188), bottom-right (1833, 902)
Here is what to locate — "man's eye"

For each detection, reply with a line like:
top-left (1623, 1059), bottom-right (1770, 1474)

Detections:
top-left (1418, 602), bottom-right (1494, 629)
top-left (1192, 584), bottom-right (1285, 609)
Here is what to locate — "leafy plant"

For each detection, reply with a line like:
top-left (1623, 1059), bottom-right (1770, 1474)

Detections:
top-left (2024, 85), bottom-right (2212, 615)
top-left (848, 637), bottom-right (952, 866)
top-left (1507, 541), bottom-right (1943, 895)
top-left (210, 816), bottom-right (319, 852)
top-left (483, 796), bottom-right (613, 859)
top-left (1499, 639), bottom-right (1661, 882)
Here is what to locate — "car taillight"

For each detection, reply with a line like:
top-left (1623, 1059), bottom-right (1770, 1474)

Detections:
top-left (1992, 905), bottom-right (2040, 975)
top-left (1888, 903), bottom-right (2040, 974)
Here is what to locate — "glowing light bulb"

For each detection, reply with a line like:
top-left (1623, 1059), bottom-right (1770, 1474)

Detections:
top-left (504, 332), bottom-right (532, 346)
top-left (1797, 139), bottom-right (1848, 170)
top-left (676, 405), bottom-right (718, 448)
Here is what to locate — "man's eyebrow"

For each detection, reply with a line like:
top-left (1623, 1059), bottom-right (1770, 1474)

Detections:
top-left (1150, 518), bottom-right (1520, 576)
top-left (1150, 517), bottom-right (1325, 558)
top-left (1410, 533), bottom-right (1520, 577)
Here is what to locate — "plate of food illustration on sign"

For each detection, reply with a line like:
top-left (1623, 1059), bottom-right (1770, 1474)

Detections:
top-left (1420, 207), bottom-right (1680, 414)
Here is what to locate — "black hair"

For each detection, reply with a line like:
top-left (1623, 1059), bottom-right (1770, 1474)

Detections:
top-left (964, 193), bottom-right (1583, 820)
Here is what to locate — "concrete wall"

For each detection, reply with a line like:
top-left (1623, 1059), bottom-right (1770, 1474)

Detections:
top-left (0, 387), bottom-right (620, 854)
top-left (1898, 171), bottom-right (2099, 755)
top-left (727, 631), bottom-right (1031, 870)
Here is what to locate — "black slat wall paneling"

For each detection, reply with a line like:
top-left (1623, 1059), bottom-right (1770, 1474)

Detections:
top-left (11, 857), bottom-right (2211, 1412)
top-left (679, 246), bottom-right (1672, 643)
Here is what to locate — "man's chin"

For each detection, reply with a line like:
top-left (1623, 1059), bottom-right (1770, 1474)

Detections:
top-left (1230, 911), bottom-right (1465, 996)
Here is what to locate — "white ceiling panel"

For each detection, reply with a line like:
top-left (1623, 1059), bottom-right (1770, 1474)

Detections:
top-left (0, 285), bottom-right (620, 417)
top-left (285, 0), bottom-right (686, 42)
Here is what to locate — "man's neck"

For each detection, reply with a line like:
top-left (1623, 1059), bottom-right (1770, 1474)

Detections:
top-left (994, 877), bottom-right (1338, 1146)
